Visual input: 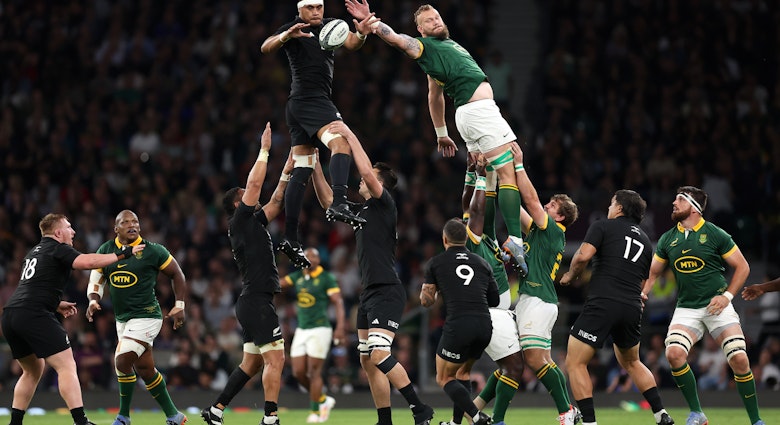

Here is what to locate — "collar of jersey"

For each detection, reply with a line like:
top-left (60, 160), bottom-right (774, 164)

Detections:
top-left (114, 236), bottom-right (143, 248)
top-left (676, 217), bottom-right (705, 233)
top-left (307, 265), bottom-right (324, 278)
top-left (556, 222), bottom-right (566, 232)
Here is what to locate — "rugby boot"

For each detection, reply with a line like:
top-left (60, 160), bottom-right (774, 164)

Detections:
top-left (112, 415), bottom-right (131, 425)
top-left (502, 236), bottom-right (528, 277)
top-left (413, 405), bottom-right (435, 425)
top-left (658, 412), bottom-right (675, 425)
top-left (201, 406), bottom-right (223, 425)
top-left (472, 412), bottom-right (493, 425)
top-left (278, 239), bottom-right (311, 268)
top-left (326, 203), bottom-right (366, 227)
top-left (166, 411), bottom-right (188, 425)
top-left (306, 413), bottom-right (321, 423)
top-left (318, 396), bottom-right (336, 422)
top-left (753, 421), bottom-right (765, 425)
top-left (558, 405), bottom-right (581, 425)
top-left (685, 411), bottom-right (707, 425)
top-left (261, 415), bottom-right (280, 425)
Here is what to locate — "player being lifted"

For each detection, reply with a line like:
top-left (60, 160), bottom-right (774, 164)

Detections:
top-left (261, 0), bottom-right (374, 268)
top-left (345, 0), bottom-right (527, 276)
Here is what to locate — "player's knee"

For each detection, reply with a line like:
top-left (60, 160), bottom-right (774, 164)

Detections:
top-left (367, 332), bottom-right (392, 357)
top-left (292, 153), bottom-right (317, 170)
top-left (320, 129), bottom-right (345, 149)
top-left (664, 331), bottom-right (693, 357)
top-left (375, 354), bottom-right (398, 375)
top-left (722, 335), bottom-right (748, 363)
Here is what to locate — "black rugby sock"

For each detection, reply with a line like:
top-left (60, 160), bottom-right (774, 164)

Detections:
top-left (70, 407), bottom-right (88, 425)
top-left (377, 406), bottom-right (393, 425)
top-left (9, 408), bottom-right (25, 425)
top-left (284, 167), bottom-right (313, 241)
top-left (329, 153), bottom-right (351, 206)
top-left (443, 380), bottom-right (478, 418)
top-left (217, 367), bottom-right (252, 407)
top-left (576, 397), bottom-right (596, 423)
top-left (642, 387), bottom-right (664, 413)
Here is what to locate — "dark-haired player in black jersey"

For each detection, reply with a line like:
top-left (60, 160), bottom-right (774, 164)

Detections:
top-left (560, 190), bottom-right (673, 425)
top-left (312, 121), bottom-right (434, 425)
top-left (421, 218), bottom-right (499, 425)
top-left (261, 0), bottom-right (375, 268)
top-left (1, 213), bottom-right (143, 425)
top-left (201, 122), bottom-right (293, 425)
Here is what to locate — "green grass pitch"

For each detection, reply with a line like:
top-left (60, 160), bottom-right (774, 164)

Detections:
top-left (12, 407), bottom-right (780, 425)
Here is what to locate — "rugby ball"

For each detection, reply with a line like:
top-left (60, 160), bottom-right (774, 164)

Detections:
top-left (319, 19), bottom-right (350, 50)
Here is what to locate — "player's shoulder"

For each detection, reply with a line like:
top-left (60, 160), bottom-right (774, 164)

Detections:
top-left (140, 239), bottom-right (171, 255)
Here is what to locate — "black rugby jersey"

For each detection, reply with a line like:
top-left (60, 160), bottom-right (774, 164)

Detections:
top-left (274, 17), bottom-right (337, 99)
top-left (355, 189), bottom-right (402, 287)
top-left (228, 201), bottom-right (280, 296)
top-left (583, 216), bottom-right (652, 307)
top-left (4, 237), bottom-right (81, 312)
top-left (424, 246), bottom-right (499, 318)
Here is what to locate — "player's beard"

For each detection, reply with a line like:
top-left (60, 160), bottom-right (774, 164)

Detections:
top-left (433, 25), bottom-right (450, 40)
top-left (671, 207), bottom-right (690, 222)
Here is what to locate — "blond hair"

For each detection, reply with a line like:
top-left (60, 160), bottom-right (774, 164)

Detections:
top-left (39, 213), bottom-right (66, 236)
top-left (413, 4), bottom-right (435, 25)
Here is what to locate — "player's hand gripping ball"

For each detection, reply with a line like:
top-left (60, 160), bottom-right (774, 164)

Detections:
top-left (319, 19), bottom-right (349, 50)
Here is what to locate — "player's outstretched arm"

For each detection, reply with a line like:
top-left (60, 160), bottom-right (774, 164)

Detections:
top-left (427, 76), bottom-right (457, 157)
top-left (327, 122), bottom-right (383, 198)
top-left (72, 244), bottom-right (145, 270)
top-left (510, 144), bottom-right (546, 227)
top-left (263, 152), bottom-right (294, 222)
top-left (344, 14), bottom-right (375, 50)
top-left (467, 156), bottom-right (488, 237)
top-left (743, 276), bottom-right (780, 300)
top-left (261, 23), bottom-right (313, 54)
top-left (242, 122), bottom-right (273, 206)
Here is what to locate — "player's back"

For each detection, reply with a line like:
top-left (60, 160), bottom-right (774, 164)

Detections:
top-left (425, 246), bottom-right (497, 318)
top-left (585, 217), bottom-right (652, 306)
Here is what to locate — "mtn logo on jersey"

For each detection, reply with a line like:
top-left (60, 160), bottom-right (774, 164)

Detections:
top-left (110, 271), bottom-right (139, 288)
top-left (674, 256), bottom-right (705, 273)
top-left (297, 292), bottom-right (316, 308)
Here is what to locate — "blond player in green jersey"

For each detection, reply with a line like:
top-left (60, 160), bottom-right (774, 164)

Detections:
top-left (644, 186), bottom-right (763, 425)
top-left (345, 0), bottom-right (528, 276)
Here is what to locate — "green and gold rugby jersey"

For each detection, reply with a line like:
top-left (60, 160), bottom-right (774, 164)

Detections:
top-left (654, 218), bottom-right (736, 309)
top-left (414, 37), bottom-right (487, 107)
top-left (284, 266), bottom-right (340, 329)
top-left (465, 227), bottom-right (510, 299)
top-left (97, 237), bottom-right (172, 322)
top-left (519, 214), bottom-right (566, 304)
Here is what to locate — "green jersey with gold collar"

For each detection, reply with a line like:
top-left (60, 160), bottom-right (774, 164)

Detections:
top-left (284, 266), bottom-right (340, 329)
top-left (519, 214), bottom-right (566, 304)
top-left (414, 37), bottom-right (487, 107)
top-left (654, 218), bottom-right (736, 309)
top-left (97, 237), bottom-right (173, 322)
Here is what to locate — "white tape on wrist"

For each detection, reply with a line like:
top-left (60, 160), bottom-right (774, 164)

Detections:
top-left (722, 292), bottom-right (734, 302)
top-left (258, 149), bottom-right (269, 163)
top-left (435, 126), bottom-right (448, 138)
top-left (175, 300), bottom-right (185, 309)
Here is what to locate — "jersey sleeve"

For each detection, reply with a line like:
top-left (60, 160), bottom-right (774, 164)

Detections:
top-left (715, 227), bottom-right (738, 258)
top-left (582, 219), bottom-right (605, 249)
top-left (149, 242), bottom-right (173, 270)
top-left (654, 231), bottom-right (670, 262)
top-left (53, 243), bottom-right (82, 269)
top-left (325, 272), bottom-right (341, 295)
top-left (423, 258), bottom-right (438, 286)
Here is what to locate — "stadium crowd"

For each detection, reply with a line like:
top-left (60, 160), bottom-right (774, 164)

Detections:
top-left (0, 0), bottom-right (779, 398)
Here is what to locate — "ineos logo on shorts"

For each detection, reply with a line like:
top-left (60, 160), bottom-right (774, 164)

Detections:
top-left (441, 348), bottom-right (461, 360)
top-left (387, 320), bottom-right (399, 329)
top-left (578, 329), bottom-right (598, 342)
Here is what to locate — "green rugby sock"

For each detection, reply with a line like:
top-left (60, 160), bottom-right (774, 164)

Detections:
top-left (145, 371), bottom-right (178, 417)
top-left (671, 363), bottom-right (703, 412)
top-left (493, 373), bottom-right (519, 421)
top-left (117, 372), bottom-right (137, 417)
top-left (477, 369), bottom-right (500, 404)
top-left (498, 185), bottom-right (522, 237)
top-left (735, 371), bottom-right (761, 424)
top-left (538, 363), bottom-right (570, 413)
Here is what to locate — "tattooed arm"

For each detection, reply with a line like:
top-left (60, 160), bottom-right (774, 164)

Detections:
top-left (420, 283), bottom-right (438, 307)
top-left (372, 22), bottom-right (423, 59)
